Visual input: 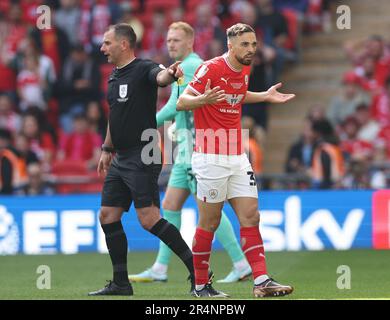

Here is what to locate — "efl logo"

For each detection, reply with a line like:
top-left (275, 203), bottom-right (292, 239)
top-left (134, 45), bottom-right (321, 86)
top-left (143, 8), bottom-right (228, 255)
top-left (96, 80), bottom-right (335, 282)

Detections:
top-left (372, 190), bottom-right (390, 249)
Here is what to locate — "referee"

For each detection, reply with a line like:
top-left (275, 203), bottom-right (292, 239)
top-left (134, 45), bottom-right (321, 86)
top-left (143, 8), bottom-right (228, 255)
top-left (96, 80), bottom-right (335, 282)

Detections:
top-left (88, 23), bottom-right (195, 296)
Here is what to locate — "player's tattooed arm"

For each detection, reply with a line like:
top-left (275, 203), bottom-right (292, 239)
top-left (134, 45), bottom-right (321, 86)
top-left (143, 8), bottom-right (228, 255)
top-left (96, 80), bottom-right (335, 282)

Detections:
top-left (244, 82), bottom-right (295, 104)
top-left (177, 79), bottom-right (225, 111)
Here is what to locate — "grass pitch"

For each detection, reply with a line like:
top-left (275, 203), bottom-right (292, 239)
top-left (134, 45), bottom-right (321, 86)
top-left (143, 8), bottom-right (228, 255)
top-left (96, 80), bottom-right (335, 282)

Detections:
top-left (0, 249), bottom-right (389, 300)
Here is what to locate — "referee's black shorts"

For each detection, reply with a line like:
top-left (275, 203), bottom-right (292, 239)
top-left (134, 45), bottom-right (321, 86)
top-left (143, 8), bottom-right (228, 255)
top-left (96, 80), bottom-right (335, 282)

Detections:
top-left (101, 146), bottom-right (162, 210)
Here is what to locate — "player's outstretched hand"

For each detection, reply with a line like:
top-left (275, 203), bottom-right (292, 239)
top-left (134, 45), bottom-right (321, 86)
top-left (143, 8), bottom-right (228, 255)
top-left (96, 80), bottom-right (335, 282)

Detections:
top-left (266, 83), bottom-right (295, 104)
top-left (97, 151), bottom-right (112, 177)
top-left (167, 61), bottom-right (184, 79)
top-left (202, 79), bottom-right (226, 105)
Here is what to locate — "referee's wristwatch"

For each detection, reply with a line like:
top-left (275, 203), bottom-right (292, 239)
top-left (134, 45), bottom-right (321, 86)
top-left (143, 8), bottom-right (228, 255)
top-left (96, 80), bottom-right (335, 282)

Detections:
top-left (101, 144), bottom-right (115, 153)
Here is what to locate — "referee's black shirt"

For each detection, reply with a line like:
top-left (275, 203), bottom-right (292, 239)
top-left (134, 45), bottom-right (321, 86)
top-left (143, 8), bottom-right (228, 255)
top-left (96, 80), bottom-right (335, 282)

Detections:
top-left (107, 58), bottom-right (163, 150)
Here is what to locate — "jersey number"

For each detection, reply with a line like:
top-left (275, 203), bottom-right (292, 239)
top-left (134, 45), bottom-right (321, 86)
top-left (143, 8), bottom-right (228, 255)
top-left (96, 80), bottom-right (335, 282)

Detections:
top-left (247, 171), bottom-right (256, 186)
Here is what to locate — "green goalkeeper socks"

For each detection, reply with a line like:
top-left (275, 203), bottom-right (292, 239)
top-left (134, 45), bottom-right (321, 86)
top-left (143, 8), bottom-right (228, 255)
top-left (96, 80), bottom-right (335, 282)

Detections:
top-left (155, 209), bottom-right (182, 266)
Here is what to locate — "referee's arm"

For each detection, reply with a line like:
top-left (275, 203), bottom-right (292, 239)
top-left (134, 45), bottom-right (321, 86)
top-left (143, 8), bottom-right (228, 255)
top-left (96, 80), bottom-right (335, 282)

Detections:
top-left (102, 122), bottom-right (114, 149)
top-left (98, 122), bottom-right (114, 176)
top-left (156, 61), bottom-right (183, 87)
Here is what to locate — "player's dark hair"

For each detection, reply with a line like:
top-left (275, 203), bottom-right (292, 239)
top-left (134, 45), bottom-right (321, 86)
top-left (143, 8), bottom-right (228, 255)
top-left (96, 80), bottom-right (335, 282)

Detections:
top-left (226, 23), bottom-right (255, 39)
top-left (112, 23), bottom-right (137, 48)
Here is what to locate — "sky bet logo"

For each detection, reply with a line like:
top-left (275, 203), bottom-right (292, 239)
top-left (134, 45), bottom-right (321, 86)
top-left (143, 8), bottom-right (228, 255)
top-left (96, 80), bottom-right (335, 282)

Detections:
top-left (259, 196), bottom-right (365, 251)
top-left (0, 191), bottom-right (378, 254)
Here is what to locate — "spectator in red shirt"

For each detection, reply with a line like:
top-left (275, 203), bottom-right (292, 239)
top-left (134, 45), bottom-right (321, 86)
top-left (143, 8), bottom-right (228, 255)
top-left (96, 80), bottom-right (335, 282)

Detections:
top-left (141, 10), bottom-right (168, 61)
top-left (20, 0), bottom-right (41, 27)
top-left (353, 56), bottom-right (382, 95)
top-left (374, 125), bottom-right (390, 161)
top-left (58, 113), bottom-right (102, 170)
top-left (3, 3), bottom-right (27, 57)
top-left (0, 4), bottom-right (27, 96)
top-left (366, 35), bottom-right (390, 88)
top-left (339, 116), bottom-right (373, 163)
top-left (370, 76), bottom-right (390, 129)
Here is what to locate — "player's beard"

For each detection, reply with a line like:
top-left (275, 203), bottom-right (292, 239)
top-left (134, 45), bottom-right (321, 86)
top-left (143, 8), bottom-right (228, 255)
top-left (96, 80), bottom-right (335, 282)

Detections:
top-left (236, 54), bottom-right (253, 66)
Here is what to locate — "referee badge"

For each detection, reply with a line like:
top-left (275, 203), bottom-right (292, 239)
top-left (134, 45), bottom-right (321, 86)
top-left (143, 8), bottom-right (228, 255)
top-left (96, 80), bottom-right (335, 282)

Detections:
top-left (119, 84), bottom-right (128, 98)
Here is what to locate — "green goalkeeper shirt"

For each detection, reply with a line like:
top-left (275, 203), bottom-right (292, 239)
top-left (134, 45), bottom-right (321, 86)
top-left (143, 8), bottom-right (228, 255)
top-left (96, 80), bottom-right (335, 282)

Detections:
top-left (156, 52), bottom-right (203, 165)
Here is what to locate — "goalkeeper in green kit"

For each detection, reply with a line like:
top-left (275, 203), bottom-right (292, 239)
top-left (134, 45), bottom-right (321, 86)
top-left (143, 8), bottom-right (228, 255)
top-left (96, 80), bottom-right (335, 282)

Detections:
top-left (129, 22), bottom-right (252, 283)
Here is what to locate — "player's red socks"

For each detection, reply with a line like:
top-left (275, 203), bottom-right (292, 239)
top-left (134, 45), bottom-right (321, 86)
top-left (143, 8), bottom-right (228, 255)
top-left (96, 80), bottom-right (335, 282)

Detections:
top-left (240, 226), bottom-right (267, 279)
top-left (192, 228), bottom-right (214, 285)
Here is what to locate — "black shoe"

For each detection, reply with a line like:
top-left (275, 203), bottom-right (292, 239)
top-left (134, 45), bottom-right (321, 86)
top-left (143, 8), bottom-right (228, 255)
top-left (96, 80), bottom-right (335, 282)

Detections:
top-left (188, 270), bottom-right (214, 294)
top-left (88, 280), bottom-right (133, 296)
top-left (192, 283), bottom-right (229, 298)
top-left (253, 278), bottom-right (293, 298)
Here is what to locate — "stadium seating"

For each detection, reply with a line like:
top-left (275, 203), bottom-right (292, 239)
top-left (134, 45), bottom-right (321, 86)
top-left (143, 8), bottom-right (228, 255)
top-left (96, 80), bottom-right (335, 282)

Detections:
top-left (50, 160), bottom-right (103, 194)
top-left (51, 160), bottom-right (88, 175)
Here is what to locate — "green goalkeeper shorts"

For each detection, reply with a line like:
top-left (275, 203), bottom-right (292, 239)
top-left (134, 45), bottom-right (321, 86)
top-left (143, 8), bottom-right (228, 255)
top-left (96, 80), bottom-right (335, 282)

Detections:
top-left (167, 162), bottom-right (197, 194)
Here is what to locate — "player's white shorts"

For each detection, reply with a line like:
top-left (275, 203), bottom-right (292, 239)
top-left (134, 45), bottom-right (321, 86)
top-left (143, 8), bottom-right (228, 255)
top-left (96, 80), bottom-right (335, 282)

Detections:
top-left (191, 152), bottom-right (258, 203)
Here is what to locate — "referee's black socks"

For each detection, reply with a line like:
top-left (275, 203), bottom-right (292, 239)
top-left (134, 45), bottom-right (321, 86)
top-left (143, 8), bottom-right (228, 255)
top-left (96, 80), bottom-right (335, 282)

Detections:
top-left (150, 218), bottom-right (194, 276)
top-left (101, 221), bottom-right (130, 286)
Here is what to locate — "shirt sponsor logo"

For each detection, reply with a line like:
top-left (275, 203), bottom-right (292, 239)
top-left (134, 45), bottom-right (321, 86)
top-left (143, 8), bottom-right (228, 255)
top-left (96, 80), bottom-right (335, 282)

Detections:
top-left (225, 94), bottom-right (244, 106)
top-left (231, 82), bottom-right (243, 89)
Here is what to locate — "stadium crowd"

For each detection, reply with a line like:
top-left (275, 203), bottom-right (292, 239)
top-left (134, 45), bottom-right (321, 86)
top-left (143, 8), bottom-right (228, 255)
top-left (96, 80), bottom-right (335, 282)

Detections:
top-left (285, 34), bottom-right (390, 190)
top-left (2, 0), bottom-right (386, 195)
